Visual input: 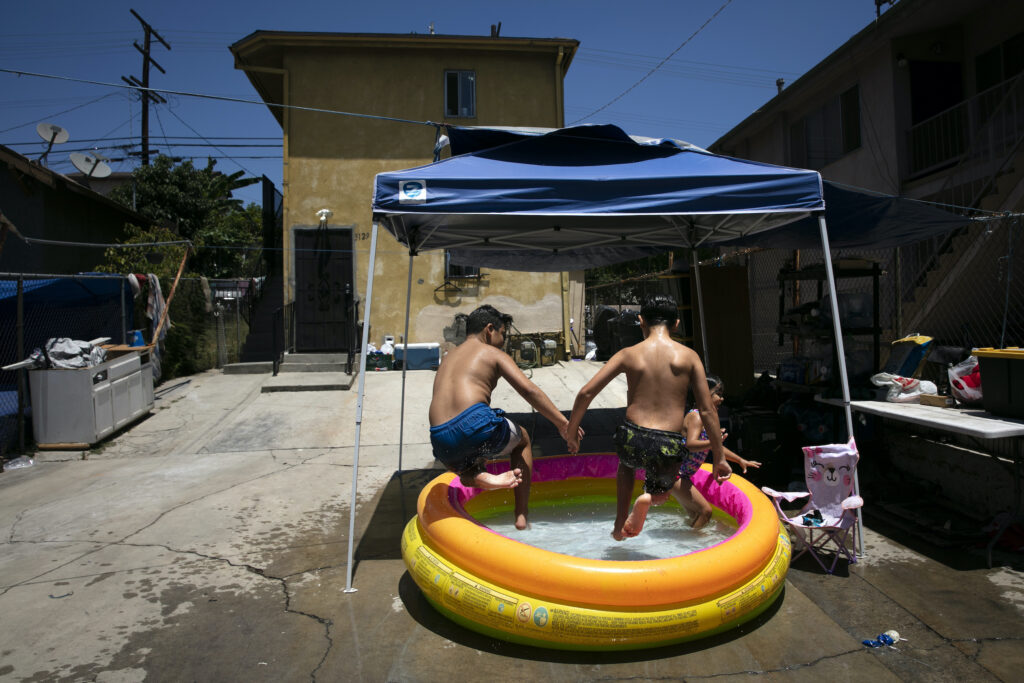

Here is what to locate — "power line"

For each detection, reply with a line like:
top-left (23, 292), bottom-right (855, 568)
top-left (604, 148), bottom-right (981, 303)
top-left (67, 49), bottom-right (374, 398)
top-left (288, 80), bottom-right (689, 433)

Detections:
top-left (3, 136), bottom-right (280, 146)
top-left (0, 92), bottom-right (123, 134)
top-left (578, 47), bottom-right (803, 78)
top-left (163, 106), bottom-right (259, 177)
top-left (571, 0), bottom-right (735, 124)
top-left (0, 68), bottom-right (438, 129)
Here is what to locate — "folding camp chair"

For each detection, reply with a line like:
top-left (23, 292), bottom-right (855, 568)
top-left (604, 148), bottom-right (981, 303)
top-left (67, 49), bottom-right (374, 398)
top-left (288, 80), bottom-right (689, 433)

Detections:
top-left (762, 437), bottom-right (862, 574)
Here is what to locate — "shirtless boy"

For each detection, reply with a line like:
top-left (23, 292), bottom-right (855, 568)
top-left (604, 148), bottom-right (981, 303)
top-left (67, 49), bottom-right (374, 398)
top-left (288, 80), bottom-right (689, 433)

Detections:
top-left (565, 294), bottom-right (731, 540)
top-left (429, 304), bottom-right (577, 530)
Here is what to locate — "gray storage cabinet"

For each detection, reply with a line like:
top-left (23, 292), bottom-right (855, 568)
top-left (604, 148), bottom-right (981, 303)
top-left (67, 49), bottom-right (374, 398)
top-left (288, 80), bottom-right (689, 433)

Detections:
top-left (29, 351), bottom-right (154, 446)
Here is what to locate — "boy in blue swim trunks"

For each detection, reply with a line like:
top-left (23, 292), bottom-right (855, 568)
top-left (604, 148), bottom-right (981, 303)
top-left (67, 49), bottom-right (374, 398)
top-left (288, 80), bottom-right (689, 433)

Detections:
top-left (565, 294), bottom-right (731, 540)
top-left (429, 305), bottom-right (579, 530)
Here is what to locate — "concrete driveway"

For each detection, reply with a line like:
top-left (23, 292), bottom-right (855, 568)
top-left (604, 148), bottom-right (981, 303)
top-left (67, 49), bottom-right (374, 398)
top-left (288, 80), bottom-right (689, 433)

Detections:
top-left (1, 362), bottom-right (1022, 682)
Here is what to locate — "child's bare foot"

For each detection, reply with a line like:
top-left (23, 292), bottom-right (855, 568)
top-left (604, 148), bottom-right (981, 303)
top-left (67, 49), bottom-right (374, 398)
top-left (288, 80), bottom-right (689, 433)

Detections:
top-left (514, 512), bottom-right (530, 530)
top-left (469, 468), bottom-right (522, 490)
top-left (622, 493), bottom-right (652, 537)
top-left (611, 525), bottom-right (627, 541)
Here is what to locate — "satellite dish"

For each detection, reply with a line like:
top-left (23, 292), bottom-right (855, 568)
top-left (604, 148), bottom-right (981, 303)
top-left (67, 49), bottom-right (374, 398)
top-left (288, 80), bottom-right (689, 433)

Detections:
top-left (35, 122), bottom-right (69, 165)
top-left (36, 122), bottom-right (69, 145)
top-left (70, 152), bottom-right (112, 179)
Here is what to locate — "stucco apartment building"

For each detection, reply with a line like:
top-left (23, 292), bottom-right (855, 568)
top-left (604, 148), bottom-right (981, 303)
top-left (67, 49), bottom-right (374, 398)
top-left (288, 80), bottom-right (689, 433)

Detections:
top-left (709, 0), bottom-right (1023, 358)
top-left (230, 30), bottom-right (581, 357)
top-left (709, 0), bottom-right (1023, 520)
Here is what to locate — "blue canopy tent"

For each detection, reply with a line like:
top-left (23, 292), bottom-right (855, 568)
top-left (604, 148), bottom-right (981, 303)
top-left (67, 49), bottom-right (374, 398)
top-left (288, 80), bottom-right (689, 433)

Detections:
top-left (339, 124), bottom-right (972, 590)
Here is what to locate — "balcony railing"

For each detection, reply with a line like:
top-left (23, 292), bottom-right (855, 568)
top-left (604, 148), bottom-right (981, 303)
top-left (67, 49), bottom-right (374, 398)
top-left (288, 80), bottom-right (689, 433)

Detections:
top-left (907, 72), bottom-right (1024, 178)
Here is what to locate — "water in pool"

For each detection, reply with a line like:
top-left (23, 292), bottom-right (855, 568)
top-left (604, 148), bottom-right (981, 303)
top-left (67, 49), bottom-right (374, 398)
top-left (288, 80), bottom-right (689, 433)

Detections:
top-left (477, 499), bottom-right (735, 561)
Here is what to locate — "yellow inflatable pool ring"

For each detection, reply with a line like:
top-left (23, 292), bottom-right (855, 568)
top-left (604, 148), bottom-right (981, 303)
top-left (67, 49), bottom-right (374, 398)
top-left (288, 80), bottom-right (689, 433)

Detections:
top-left (402, 454), bottom-right (790, 650)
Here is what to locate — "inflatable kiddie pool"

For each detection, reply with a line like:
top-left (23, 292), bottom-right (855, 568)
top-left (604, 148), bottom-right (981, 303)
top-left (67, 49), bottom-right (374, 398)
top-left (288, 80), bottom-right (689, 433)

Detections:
top-left (401, 453), bottom-right (790, 651)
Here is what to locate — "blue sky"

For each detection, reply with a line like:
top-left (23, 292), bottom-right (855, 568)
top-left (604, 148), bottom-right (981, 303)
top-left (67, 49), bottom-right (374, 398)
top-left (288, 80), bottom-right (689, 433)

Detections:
top-left (1, 1), bottom-right (887, 205)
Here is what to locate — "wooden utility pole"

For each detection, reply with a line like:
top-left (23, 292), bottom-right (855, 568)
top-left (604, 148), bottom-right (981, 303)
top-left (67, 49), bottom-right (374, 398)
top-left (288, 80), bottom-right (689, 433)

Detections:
top-left (121, 9), bottom-right (170, 165)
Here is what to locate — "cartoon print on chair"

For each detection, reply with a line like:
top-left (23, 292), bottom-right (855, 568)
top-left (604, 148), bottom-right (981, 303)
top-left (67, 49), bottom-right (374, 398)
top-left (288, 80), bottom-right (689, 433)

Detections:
top-left (761, 437), bottom-right (862, 574)
top-left (807, 450), bottom-right (854, 488)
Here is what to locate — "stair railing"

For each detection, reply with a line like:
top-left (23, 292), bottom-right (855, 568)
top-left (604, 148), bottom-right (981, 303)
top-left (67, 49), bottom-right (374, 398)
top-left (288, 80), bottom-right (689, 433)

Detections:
top-left (902, 71), bottom-right (1024, 299)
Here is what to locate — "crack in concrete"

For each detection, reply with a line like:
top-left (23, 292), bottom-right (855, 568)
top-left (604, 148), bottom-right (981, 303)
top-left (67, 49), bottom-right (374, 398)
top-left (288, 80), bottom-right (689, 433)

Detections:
top-left (1, 453), bottom-right (327, 595)
top-left (3, 534), bottom-right (337, 683)
top-left (116, 540), bottom-right (336, 683)
top-left (5, 507), bottom-right (26, 543)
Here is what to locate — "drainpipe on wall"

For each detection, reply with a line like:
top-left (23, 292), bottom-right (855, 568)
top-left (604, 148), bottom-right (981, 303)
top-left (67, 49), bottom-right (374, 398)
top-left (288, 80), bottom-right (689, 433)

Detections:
top-left (556, 46), bottom-right (568, 356)
top-left (237, 64), bottom-right (290, 301)
top-left (555, 47), bottom-right (565, 127)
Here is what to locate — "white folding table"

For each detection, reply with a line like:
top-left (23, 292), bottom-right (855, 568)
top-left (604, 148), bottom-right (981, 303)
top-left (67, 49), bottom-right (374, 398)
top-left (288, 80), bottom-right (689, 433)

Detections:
top-left (816, 397), bottom-right (1024, 566)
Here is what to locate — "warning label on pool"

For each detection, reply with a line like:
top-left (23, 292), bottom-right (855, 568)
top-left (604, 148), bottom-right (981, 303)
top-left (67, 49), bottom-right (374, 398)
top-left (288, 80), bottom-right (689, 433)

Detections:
top-left (403, 516), bottom-right (791, 647)
top-left (410, 544), bottom-right (522, 628)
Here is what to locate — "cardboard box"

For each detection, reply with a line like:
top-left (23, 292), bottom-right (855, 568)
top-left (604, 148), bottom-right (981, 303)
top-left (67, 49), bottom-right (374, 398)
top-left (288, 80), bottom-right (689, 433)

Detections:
top-left (919, 394), bottom-right (954, 408)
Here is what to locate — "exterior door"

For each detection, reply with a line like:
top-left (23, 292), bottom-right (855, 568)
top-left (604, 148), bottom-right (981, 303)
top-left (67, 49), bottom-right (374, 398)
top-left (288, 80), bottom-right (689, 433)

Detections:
top-left (294, 227), bottom-right (355, 353)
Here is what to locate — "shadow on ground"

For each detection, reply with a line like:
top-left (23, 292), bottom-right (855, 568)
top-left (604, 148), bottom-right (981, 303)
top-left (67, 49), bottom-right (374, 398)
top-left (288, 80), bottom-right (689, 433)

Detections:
top-left (355, 469), bottom-right (441, 563)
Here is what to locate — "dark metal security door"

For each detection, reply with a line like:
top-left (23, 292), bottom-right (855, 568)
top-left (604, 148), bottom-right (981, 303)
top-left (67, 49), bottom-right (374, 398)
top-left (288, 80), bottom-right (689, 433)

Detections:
top-left (294, 227), bottom-right (354, 352)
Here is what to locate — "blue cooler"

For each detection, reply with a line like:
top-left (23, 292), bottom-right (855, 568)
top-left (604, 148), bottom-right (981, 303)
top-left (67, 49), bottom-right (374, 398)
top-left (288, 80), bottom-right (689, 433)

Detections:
top-left (394, 343), bottom-right (441, 370)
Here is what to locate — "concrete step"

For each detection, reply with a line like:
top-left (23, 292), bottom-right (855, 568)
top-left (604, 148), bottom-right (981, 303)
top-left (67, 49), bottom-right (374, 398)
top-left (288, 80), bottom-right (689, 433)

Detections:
top-left (223, 362), bottom-right (273, 374)
top-left (261, 371), bottom-right (355, 393)
top-left (282, 353), bottom-right (350, 364)
top-left (279, 362), bottom-right (350, 373)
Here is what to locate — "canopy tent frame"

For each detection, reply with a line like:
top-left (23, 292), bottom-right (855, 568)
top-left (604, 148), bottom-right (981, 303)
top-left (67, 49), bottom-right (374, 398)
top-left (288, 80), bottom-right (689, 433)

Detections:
top-left (340, 124), bottom-right (974, 590)
top-left (344, 211), bottom-right (860, 594)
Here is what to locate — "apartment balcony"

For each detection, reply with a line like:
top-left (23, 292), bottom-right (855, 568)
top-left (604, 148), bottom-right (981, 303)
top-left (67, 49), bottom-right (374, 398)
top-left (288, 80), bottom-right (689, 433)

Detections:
top-left (906, 72), bottom-right (1024, 180)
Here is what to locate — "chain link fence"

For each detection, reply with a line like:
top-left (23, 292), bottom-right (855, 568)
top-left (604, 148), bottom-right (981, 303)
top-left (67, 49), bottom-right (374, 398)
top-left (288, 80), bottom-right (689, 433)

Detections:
top-left (582, 217), bottom-right (1019, 394)
top-left (1, 274), bottom-right (247, 456)
top-left (745, 215), bottom-right (1021, 377)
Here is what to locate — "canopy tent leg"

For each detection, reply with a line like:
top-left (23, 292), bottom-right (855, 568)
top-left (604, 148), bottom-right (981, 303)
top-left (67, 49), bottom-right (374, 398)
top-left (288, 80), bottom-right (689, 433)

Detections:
top-left (345, 222), bottom-right (380, 593)
top-left (818, 214), bottom-right (865, 557)
top-left (692, 250), bottom-right (710, 370)
top-left (398, 252), bottom-right (414, 472)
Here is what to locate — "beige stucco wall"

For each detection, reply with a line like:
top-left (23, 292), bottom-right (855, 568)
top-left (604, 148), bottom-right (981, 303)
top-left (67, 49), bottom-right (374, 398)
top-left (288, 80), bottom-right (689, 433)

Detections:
top-left (275, 40), bottom-right (572, 347)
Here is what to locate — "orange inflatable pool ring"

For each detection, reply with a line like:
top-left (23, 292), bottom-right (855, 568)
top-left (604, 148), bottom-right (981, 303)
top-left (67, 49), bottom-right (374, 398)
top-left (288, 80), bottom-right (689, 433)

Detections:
top-left (402, 453), bottom-right (790, 650)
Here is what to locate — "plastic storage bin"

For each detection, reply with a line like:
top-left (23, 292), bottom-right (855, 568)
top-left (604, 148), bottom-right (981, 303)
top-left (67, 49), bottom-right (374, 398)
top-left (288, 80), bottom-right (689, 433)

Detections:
top-left (394, 343), bottom-right (441, 370)
top-left (974, 347), bottom-right (1024, 418)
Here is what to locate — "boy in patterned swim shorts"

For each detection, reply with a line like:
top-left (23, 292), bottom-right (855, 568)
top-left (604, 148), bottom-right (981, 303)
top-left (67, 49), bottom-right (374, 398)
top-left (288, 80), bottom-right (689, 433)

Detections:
top-left (565, 294), bottom-right (731, 540)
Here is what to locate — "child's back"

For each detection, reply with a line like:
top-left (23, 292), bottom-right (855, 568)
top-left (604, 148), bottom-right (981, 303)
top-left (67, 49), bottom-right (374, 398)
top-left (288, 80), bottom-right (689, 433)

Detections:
top-left (429, 337), bottom-right (504, 427)
top-left (566, 294), bottom-right (730, 540)
top-left (618, 333), bottom-right (702, 434)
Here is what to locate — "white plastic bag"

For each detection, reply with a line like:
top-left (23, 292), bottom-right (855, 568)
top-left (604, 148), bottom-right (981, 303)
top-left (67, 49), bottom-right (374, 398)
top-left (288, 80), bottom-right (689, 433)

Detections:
top-left (870, 372), bottom-right (937, 403)
top-left (3, 456), bottom-right (34, 471)
top-left (948, 355), bottom-right (982, 405)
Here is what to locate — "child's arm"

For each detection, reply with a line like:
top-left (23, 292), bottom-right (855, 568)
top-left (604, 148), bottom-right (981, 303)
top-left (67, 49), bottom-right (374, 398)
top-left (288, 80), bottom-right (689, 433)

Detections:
top-left (565, 351), bottom-right (626, 453)
top-left (690, 358), bottom-right (731, 483)
top-left (723, 447), bottom-right (761, 473)
top-left (684, 411), bottom-right (711, 452)
top-left (496, 351), bottom-right (579, 441)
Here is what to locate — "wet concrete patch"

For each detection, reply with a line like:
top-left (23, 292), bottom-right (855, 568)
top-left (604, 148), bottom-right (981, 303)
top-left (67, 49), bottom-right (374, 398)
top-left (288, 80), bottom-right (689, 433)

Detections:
top-left (0, 550), bottom-right (322, 682)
